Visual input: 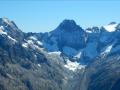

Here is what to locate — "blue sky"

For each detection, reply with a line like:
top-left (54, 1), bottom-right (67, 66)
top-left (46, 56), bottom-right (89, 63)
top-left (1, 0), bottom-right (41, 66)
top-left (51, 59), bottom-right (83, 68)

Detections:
top-left (0, 0), bottom-right (120, 32)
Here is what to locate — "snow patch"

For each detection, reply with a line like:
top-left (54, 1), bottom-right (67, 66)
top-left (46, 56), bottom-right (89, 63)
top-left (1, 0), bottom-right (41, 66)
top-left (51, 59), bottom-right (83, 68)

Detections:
top-left (27, 40), bottom-right (34, 44)
top-left (22, 40), bottom-right (43, 51)
top-left (64, 60), bottom-right (86, 72)
top-left (101, 44), bottom-right (113, 55)
top-left (0, 26), bottom-right (17, 43)
top-left (0, 30), bottom-right (7, 35)
top-left (29, 36), bottom-right (37, 41)
top-left (0, 26), bottom-right (4, 30)
top-left (0, 26), bottom-right (7, 35)
top-left (105, 45), bottom-right (113, 53)
top-left (8, 36), bottom-right (17, 42)
top-left (74, 51), bottom-right (82, 59)
top-left (29, 36), bottom-right (43, 46)
top-left (37, 64), bottom-right (41, 67)
top-left (86, 30), bottom-right (92, 33)
top-left (37, 41), bottom-right (43, 46)
top-left (48, 51), bottom-right (61, 55)
top-left (103, 24), bottom-right (117, 32)
top-left (22, 43), bottom-right (28, 48)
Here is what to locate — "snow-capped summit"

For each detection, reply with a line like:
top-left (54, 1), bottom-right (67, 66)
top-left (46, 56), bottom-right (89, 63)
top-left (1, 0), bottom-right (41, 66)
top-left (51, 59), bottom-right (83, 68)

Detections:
top-left (103, 22), bottom-right (118, 32)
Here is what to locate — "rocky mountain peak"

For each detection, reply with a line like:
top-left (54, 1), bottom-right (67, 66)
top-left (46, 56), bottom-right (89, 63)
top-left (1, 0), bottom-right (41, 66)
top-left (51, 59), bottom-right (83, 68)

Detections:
top-left (57, 19), bottom-right (83, 32)
top-left (0, 18), bottom-right (24, 42)
top-left (0, 17), bottom-right (11, 26)
top-left (0, 17), bottom-right (18, 30)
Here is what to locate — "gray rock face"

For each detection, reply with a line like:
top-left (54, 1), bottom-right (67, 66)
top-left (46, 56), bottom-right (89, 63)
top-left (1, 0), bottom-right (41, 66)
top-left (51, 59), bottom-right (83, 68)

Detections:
top-left (52, 20), bottom-right (86, 50)
top-left (0, 18), bottom-right (84, 90)
top-left (42, 19), bottom-right (86, 52)
top-left (80, 53), bottom-right (120, 90)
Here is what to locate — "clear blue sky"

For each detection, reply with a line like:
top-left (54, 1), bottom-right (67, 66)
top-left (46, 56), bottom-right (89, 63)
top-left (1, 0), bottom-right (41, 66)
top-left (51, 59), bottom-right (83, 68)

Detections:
top-left (0, 0), bottom-right (120, 32)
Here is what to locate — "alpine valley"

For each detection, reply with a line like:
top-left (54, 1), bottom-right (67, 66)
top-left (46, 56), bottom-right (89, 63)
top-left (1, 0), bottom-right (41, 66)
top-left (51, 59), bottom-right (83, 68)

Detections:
top-left (0, 17), bottom-right (120, 90)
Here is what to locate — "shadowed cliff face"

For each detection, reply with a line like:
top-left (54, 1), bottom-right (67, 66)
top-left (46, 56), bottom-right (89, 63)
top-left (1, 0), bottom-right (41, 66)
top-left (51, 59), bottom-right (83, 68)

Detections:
top-left (49, 19), bottom-right (86, 50)
top-left (0, 18), bottom-right (120, 90)
top-left (80, 54), bottom-right (120, 90)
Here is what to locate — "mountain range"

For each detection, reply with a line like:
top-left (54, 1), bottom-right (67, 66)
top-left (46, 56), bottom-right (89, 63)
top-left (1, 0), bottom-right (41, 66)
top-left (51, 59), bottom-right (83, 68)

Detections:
top-left (0, 17), bottom-right (120, 90)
